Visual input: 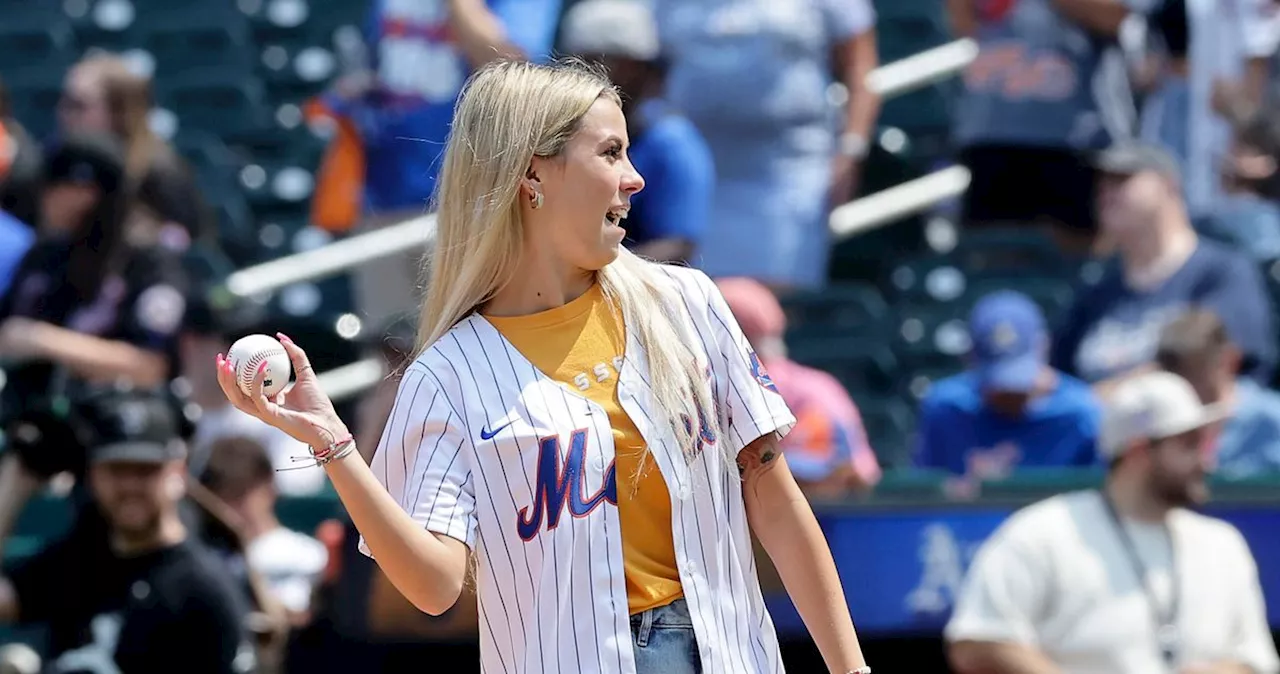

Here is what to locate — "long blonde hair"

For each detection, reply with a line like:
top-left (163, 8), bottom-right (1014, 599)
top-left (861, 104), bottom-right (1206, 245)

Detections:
top-left (414, 59), bottom-right (719, 465)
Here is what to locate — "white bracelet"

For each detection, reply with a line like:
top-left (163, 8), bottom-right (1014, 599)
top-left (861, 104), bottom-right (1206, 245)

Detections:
top-left (845, 668), bottom-right (871, 674)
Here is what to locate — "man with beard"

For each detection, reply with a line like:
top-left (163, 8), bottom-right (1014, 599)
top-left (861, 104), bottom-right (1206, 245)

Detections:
top-left (0, 388), bottom-right (256, 674)
top-left (945, 370), bottom-right (1278, 674)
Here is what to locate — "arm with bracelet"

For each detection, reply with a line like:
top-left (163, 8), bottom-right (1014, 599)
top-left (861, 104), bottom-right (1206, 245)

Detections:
top-left (215, 335), bottom-right (469, 616)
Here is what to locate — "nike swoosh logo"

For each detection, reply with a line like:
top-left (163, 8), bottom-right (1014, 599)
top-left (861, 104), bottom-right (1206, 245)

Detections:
top-left (480, 421), bottom-right (514, 441)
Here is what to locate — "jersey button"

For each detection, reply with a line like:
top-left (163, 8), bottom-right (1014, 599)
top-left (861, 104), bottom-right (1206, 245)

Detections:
top-left (677, 484), bottom-right (691, 500)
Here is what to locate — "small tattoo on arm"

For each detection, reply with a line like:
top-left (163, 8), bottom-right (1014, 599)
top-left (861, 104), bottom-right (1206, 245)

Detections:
top-left (759, 449), bottom-right (777, 464)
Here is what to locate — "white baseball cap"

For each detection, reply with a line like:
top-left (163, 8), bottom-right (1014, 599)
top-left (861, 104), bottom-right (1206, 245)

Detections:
top-left (560, 0), bottom-right (660, 62)
top-left (1099, 370), bottom-right (1231, 460)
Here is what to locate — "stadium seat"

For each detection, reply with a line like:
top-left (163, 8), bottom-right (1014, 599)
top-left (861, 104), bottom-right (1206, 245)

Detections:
top-left (786, 342), bottom-right (901, 397)
top-left (952, 226), bottom-right (1081, 281)
top-left (238, 160), bottom-right (317, 215)
top-left (856, 396), bottom-right (918, 468)
top-left (894, 301), bottom-right (971, 357)
top-left (3, 66), bottom-right (66, 140)
top-left (782, 283), bottom-right (890, 336)
top-left (0, 5), bottom-right (78, 71)
top-left (257, 44), bottom-right (338, 106)
top-left (155, 70), bottom-right (273, 139)
top-left (138, 7), bottom-right (256, 78)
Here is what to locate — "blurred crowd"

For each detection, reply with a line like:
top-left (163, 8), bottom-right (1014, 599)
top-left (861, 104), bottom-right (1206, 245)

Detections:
top-left (2, 0), bottom-right (1280, 670)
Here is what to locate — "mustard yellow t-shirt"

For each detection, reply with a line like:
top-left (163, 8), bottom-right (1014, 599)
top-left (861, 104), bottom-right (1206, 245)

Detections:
top-left (485, 284), bottom-right (683, 614)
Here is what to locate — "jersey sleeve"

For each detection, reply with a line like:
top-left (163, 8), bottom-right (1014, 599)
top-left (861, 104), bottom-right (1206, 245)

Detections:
top-left (690, 271), bottom-right (797, 455)
top-left (360, 364), bottom-right (478, 556)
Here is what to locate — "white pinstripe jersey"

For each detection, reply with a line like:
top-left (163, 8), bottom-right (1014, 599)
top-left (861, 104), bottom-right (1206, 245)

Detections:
top-left (360, 265), bottom-right (797, 673)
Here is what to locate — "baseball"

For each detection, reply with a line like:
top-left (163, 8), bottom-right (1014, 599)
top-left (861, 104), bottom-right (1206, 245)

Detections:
top-left (227, 334), bottom-right (292, 398)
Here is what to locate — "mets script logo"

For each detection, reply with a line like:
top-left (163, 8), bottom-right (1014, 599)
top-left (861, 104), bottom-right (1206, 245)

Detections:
top-left (749, 351), bottom-right (779, 394)
top-left (681, 398), bottom-right (718, 456)
top-left (517, 429), bottom-right (618, 541)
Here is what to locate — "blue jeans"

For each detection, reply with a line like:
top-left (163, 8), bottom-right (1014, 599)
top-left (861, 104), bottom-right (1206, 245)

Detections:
top-left (631, 598), bottom-right (702, 674)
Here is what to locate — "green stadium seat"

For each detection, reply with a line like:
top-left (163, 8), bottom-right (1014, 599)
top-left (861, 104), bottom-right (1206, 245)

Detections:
top-left (139, 7), bottom-right (256, 78)
top-left (787, 342), bottom-right (900, 397)
top-left (301, 0), bottom-right (373, 38)
top-left (4, 67), bottom-right (65, 140)
top-left (857, 395), bottom-right (917, 467)
top-left (0, 6), bottom-right (78, 71)
top-left (156, 70), bottom-right (273, 139)
top-left (894, 301), bottom-right (971, 358)
top-left (952, 226), bottom-right (1081, 281)
top-left (238, 161), bottom-right (317, 215)
top-left (782, 283), bottom-right (890, 335)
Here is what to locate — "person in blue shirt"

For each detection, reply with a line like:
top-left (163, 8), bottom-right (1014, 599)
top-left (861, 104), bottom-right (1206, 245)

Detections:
top-left (1156, 308), bottom-right (1280, 476)
top-left (1051, 141), bottom-right (1276, 389)
top-left (915, 290), bottom-right (1102, 481)
top-left (559, 0), bottom-right (714, 264)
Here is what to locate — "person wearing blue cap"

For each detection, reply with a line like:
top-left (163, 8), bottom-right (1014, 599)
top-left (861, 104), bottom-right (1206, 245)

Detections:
top-left (914, 291), bottom-right (1102, 484)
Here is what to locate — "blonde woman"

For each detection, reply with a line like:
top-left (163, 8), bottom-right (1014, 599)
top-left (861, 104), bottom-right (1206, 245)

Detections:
top-left (215, 59), bottom-right (870, 674)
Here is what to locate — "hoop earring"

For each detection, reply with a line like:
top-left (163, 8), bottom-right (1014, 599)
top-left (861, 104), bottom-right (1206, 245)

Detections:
top-left (531, 191), bottom-right (544, 210)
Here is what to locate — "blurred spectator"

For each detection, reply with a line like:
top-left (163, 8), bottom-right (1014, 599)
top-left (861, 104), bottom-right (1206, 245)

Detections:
top-left (178, 290), bottom-right (322, 497)
top-left (311, 0), bottom-right (563, 327)
top-left (915, 291), bottom-right (1100, 488)
top-left (1139, 0), bottom-right (1279, 217)
top-left (1196, 108), bottom-right (1280, 259)
top-left (559, 0), bottom-right (714, 265)
top-left (656, 0), bottom-right (881, 291)
top-left (0, 134), bottom-right (190, 417)
top-left (1158, 308), bottom-right (1280, 476)
top-left (0, 388), bottom-right (257, 674)
top-left (202, 437), bottom-right (328, 626)
top-left (0, 76), bottom-right (44, 228)
top-left (1051, 141), bottom-right (1275, 389)
top-left (716, 277), bottom-right (880, 495)
top-left (949, 0), bottom-right (1142, 248)
top-left (58, 54), bottom-right (210, 243)
top-left (946, 370), bottom-right (1278, 674)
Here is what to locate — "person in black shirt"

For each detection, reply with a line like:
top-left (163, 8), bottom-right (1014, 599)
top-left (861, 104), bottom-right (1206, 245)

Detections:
top-left (0, 133), bottom-right (190, 424)
top-left (0, 387), bottom-right (256, 674)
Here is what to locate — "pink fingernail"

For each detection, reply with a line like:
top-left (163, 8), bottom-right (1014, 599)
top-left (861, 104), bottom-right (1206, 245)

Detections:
top-left (277, 333), bottom-right (293, 344)
top-left (257, 361), bottom-right (269, 374)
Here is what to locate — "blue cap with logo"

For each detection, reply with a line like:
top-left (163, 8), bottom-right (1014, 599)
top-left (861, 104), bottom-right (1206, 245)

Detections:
top-left (968, 290), bottom-right (1047, 392)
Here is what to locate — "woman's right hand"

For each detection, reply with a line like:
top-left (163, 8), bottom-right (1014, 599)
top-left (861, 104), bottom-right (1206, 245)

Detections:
top-left (215, 333), bottom-right (350, 451)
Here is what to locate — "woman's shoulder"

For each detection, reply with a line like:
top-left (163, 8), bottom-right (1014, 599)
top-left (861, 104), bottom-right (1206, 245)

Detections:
top-left (400, 315), bottom-right (487, 389)
top-left (648, 261), bottom-right (716, 296)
